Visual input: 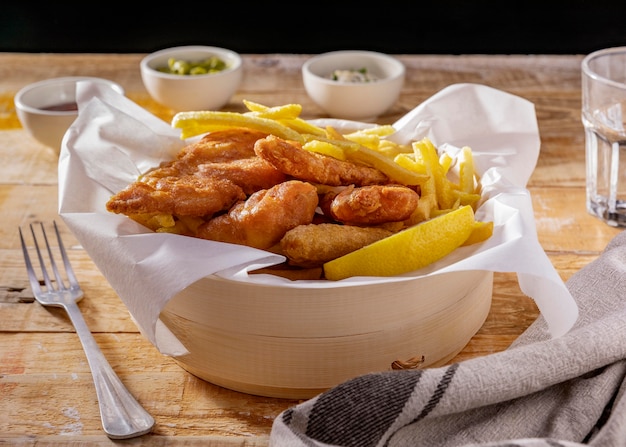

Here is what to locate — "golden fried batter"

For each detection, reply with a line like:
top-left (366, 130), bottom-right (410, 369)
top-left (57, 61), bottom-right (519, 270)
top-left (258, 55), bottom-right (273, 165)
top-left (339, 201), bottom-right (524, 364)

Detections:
top-left (106, 176), bottom-right (246, 217)
top-left (280, 223), bottom-right (393, 268)
top-left (196, 157), bottom-right (287, 195)
top-left (196, 180), bottom-right (319, 249)
top-left (254, 134), bottom-right (389, 186)
top-left (106, 128), bottom-right (284, 219)
top-left (329, 184), bottom-right (419, 225)
top-left (176, 128), bottom-right (270, 167)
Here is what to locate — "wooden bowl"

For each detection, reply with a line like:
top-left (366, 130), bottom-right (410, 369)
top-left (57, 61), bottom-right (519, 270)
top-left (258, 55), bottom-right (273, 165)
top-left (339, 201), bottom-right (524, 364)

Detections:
top-left (160, 269), bottom-right (493, 399)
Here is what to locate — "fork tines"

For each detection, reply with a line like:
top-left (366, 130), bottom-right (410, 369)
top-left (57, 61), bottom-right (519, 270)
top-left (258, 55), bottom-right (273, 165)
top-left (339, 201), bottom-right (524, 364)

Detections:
top-left (19, 221), bottom-right (80, 298)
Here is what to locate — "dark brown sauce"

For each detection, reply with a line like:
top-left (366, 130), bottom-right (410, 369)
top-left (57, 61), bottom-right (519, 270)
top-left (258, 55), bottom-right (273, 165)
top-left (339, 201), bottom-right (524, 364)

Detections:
top-left (41, 102), bottom-right (78, 112)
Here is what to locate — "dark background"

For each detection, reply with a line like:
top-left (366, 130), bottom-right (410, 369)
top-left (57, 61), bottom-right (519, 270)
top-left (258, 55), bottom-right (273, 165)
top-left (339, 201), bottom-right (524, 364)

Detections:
top-left (1, 1), bottom-right (625, 55)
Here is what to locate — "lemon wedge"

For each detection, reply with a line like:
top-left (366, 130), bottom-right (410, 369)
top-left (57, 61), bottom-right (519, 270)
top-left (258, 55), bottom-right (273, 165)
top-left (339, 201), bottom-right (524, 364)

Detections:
top-left (323, 205), bottom-right (476, 280)
top-left (462, 220), bottom-right (494, 246)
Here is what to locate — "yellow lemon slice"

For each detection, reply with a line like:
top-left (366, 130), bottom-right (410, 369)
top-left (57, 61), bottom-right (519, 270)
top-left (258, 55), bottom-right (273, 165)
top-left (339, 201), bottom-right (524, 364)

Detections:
top-left (323, 205), bottom-right (476, 280)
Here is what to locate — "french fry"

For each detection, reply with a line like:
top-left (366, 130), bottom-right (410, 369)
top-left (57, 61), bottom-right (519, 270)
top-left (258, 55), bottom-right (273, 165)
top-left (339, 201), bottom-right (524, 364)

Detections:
top-left (343, 125), bottom-right (394, 149)
top-left (302, 140), bottom-right (346, 160)
top-left (345, 124), bottom-right (397, 138)
top-left (458, 146), bottom-right (477, 194)
top-left (279, 118), bottom-right (327, 137)
top-left (453, 191), bottom-right (482, 208)
top-left (410, 176), bottom-right (437, 223)
top-left (439, 152), bottom-right (453, 174)
top-left (377, 140), bottom-right (413, 158)
top-left (412, 138), bottom-right (456, 210)
top-left (302, 133), bottom-right (362, 153)
top-left (243, 100), bottom-right (326, 137)
top-left (243, 100), bottom-right (302, 119)
top-left (344, 132), bottom-right (382, 150)
top-left (344, 126), bottom-right (411, 155)
top-left (393, 153), bottom-right (428, 175)
top-left (325, 126), bottom-right (346, 141)
top-left (346, 145), bottom-right (430, 186)
top-left (172, 110), bottom-right (305, 141)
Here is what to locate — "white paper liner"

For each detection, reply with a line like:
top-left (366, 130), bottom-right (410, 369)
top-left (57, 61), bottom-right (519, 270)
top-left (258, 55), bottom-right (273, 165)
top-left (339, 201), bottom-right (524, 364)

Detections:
top-left (58, 81), bottom-right (579, 357)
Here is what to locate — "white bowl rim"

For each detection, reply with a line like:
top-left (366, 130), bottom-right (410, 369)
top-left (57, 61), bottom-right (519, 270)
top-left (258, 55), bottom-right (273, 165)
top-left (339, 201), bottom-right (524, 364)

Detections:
top-left (14, 76), bottom-right (124, 116)
top-left (140, 45), bottom-right (243, 80)
top-left (302, 50), bottom-right (405, 86)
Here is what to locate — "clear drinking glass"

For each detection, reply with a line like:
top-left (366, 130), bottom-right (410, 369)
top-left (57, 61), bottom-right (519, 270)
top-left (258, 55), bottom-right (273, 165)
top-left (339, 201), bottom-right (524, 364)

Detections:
top-left (582, 47), bottom-right (626, 227)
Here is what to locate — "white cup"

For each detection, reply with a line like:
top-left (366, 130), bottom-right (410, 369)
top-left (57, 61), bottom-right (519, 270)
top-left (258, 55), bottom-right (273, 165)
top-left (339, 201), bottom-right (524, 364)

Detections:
top-left (582, 47), bottom-right (626, 227)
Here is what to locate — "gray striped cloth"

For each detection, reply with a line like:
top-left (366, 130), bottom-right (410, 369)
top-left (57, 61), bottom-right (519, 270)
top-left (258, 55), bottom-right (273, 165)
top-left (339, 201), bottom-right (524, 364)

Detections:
top-left (269, 230), bottom-right (626, 447)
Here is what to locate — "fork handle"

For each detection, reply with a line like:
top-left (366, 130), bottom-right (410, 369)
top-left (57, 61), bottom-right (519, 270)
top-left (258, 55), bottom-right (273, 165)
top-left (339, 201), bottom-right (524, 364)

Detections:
top-left (63, 300), bottom-right (155, 439)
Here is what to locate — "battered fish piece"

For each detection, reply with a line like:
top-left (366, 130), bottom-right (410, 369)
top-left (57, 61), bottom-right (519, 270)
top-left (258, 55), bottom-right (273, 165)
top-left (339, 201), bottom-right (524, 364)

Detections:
top-left (176, 128), bottom-right (270, 168)
top-left (329, 184), bottom-right (419, 225)
top-left (196, 157), bottom-right (288, 195)
top-left (106, 176), bottom-right (246, 217)
top-left (254, 134), bottom-right (389, 186)
top-left (143, 128), bottom-right (270, 180)
top-left (280, 223), bottom-right (394, 268)
top-left (196, 180), bottom-right (319, 249)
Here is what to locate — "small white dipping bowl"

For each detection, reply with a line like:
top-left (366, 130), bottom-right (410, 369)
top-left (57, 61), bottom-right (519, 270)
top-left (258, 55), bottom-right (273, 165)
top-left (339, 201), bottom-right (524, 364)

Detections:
top-left (140, 45), bottom-right (243, 112)
top-left (14, 76), bottom-right (124, 154)
top-left (302, 50), bottom-right (405, 121)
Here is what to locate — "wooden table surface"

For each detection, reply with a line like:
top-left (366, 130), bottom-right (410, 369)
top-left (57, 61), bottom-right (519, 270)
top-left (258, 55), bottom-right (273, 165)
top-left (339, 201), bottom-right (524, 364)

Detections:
top-left (0, 53), bottom-right (622, 446)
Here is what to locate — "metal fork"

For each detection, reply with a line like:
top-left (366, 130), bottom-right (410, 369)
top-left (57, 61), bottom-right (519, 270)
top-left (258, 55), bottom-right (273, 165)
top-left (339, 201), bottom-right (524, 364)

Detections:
top-left (19, 221), bottom-right (155, 439)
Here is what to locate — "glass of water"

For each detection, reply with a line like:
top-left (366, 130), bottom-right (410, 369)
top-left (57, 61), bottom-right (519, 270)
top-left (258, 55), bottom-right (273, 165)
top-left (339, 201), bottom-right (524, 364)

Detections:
top-left (582, 47), bottom-right (626, 227)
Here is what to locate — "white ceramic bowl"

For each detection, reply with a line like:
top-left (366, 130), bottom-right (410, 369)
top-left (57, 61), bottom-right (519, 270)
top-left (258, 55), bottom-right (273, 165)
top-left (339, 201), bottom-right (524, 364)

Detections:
top-left (302, 50), bottom-right (405, 121)
top-left (140, 45), bottom-right (243, 112)
top-left (14, 76), bottom-right (124, 153)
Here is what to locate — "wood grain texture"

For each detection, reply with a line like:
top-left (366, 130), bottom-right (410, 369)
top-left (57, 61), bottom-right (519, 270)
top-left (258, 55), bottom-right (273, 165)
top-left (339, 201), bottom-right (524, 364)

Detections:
top-left (0, 52), bottom-right (616, 444)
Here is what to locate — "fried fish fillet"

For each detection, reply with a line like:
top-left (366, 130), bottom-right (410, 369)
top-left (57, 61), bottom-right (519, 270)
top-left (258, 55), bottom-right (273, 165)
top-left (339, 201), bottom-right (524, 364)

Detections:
top-left (327, 184), bottom-right (419, 225)
top-left (254, 134), bottom-right (389, 186)
top-left (196, 157), bottom-right (287, 195)
top-left (106, 176), bottom-right (247, 217)
top-left (280, 223), bottom-right (393, 268)
top-left (106, 128), bottom-right (285, 219)
top-left (196, 180), bottom-right (319, 249)
top-left (176, 127), bottom-right (270, 166)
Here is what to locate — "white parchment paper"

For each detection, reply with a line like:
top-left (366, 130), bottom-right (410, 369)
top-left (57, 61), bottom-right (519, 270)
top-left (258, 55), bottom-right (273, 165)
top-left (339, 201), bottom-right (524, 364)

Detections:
top-left (58, 81), bottom-right (579, 356)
